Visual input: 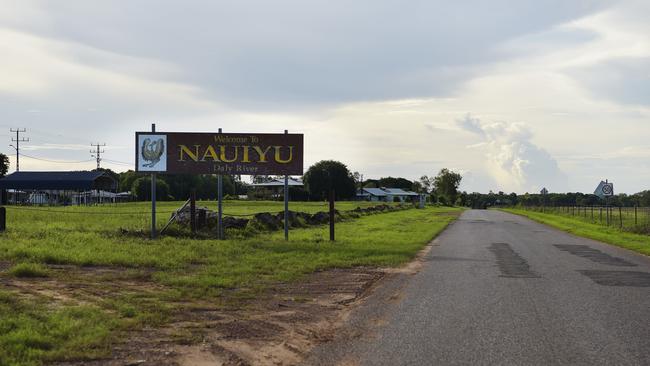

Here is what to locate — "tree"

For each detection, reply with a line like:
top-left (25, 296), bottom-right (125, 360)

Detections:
top-left (0, 153), bottom-right (9, 178)
top-left (419, 175), bottom-right (433, 193)
top-left (377, 177), bottom-right (413, 190)
top-left (303, 160), bottom-right (356, 200)
top-left (352, 171), bottom-right (364, 188)
top-left (131, 177), bottom-right (171, 201)
top-left (433, 168), bottom-right (462, 206)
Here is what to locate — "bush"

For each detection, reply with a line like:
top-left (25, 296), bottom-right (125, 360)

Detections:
top-left (9, 263), bottom-right (49, 278)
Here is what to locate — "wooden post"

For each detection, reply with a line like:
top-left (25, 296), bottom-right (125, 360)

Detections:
top-left (619, 206), bottom-right (623, 229)
top-left (599, 206), bottom-right (602, 224)
top-left (0, 207), bottom-right (6, 232)
top-left (329, 189), bottom-right (335, 241)
top-left (198, 209), bottom-right (206, 229)
top-left (190, 190), bottom-right (197, 233)
top-left (635, 205), bottom-right (638, 226)
top-left (151, 123), bottom-right (157, 239)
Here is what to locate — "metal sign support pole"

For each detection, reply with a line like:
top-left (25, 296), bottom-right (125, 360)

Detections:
top-left (218, 175), bottom-right (223, 239)
top-left (217, 127), bottom-right (223, 240)
top-left (284, 175), bottom-right (289, 240)
top-left (284, 129), bottom-right (289, 241)
top-left (151, 123), bottom-right (157, 239)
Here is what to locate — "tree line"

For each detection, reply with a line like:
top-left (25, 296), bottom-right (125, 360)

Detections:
top-left (0, 154), bottom-right (458, 205)
top-left (457, 190), bottom-right (650, 209)
top-left (98, 161), bottom-right (464, 203)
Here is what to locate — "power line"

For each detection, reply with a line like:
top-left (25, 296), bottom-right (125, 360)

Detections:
top-left (9, 128), bottom-right (29, 171)
top-left (20, 153), bottom-right (94, 164)
top-left (103, 158), bottom-right (133, 166)
top-left (90, 143), bottom-right (106, 170)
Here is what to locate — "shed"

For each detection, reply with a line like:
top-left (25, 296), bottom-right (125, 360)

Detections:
top-left (360, 188), bottom-right (388, 202)
top-left (0, 171), bottom-right (117, 191)
top-left (0, 171), bottom-right (118, 205)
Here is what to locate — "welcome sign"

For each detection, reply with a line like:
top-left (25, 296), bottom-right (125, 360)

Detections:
top-left (135, 132), bottom-right (304, 175)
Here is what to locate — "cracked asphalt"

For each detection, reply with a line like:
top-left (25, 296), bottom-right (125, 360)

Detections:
top-left (305, 209), bottom-right (650, 366)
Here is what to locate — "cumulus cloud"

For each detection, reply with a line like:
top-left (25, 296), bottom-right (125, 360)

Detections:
top-left (457, 114), bottom-right (567, 193)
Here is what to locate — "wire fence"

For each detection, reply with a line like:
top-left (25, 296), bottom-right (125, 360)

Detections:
top-left (521, 205), bottom-right (650, 234)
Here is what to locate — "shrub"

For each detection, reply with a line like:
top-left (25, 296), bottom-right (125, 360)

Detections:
top-left (9, 263), bottom-right (50, 278)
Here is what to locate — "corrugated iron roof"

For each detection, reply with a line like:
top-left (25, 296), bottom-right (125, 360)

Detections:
top-left (382, 188), bottom-right (420, 196)
top-left (0, 171), bottom-right (117, 190)
top-left (362, 188), bottom-right (388, 196)
top-left (251, 178), bottom-right (304, 187)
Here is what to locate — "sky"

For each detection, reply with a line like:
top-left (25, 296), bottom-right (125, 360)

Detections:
top-left (1, 0), bottom-right (648, 194)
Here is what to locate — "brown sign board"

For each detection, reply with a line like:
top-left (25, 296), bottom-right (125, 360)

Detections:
top-left (135, 132), bottom-right (303, 175)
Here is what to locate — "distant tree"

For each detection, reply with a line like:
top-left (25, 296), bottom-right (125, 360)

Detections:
top-left (433, 168), bottom-right (462, 206)
top-left (377, 177), bottom-right (413, 190)
top-left (352, 171), bottom-right (364, 188)
top-left (94, 167), bottom-right (119, 190)
top-left (0, 153), bottom-right (9, 178)
top-left (118, 170), bottom-right (139, 193)
top-left (303, 160), bottom-right (356, 200)
top-left (363, 179), bottom-right (378, 188)
top-left (419, 175), bottom-right (433, 193)
top-left (411, 181), bottom-right (424, 193)
top-left (131, 177), bottom-right (171, 201)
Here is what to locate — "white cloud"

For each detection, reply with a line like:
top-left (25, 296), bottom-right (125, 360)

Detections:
top-left (457, 115), bottom-right (567, 193)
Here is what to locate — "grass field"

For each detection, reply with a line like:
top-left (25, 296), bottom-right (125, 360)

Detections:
top-left (503, 208), bottom-right (650, 257)
top-left (3, 200), bottom-right (397, 233)
top-left (0, 203), bottom-right (461, 366)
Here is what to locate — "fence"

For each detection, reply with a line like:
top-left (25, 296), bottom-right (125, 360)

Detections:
top-left (521, 205), bottom-right (650, 234)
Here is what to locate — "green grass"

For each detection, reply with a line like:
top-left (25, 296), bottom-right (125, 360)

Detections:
top-left (3, 200), bottom-right (398, 233)
top-left (0, 290), bottom-right (118, 366)
top-left (503, 208), bottom-right (650, 256)
top-left (0, 204), bottom-right (461, 365)
top-left (7, 263), bottom-right (50, 278)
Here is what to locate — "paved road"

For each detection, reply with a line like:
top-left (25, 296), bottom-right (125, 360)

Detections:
top-left (306, 210), bottom-right (650, 366)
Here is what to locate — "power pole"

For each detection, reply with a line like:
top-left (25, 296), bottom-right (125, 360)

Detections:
top-left (90, 143), bottom-right (106, 170)
top-left (10, 128), bottom-right (28, 172)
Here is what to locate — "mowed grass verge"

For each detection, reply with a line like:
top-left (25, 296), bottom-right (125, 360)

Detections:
top-left (0, 205), bottom-right (461, 366)
top-left (503, 208), bottom-right (650, 256)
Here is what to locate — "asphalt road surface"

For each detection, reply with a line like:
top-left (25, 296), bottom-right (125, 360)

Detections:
top-left (306, 210), bottom-right (650, 366)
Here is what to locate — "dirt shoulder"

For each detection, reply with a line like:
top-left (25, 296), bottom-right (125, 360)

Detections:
top-left (0, 240), bottom-right (436, 366)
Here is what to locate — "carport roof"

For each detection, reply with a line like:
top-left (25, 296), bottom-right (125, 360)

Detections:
top-left (0, 171), bottom-right (117, 191)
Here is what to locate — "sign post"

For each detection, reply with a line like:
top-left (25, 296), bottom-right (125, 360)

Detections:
top-left (284, 130), bottom-right (289, 240)
top-left (150, 123), bottom-right (157, 239)
top-left (217, 128), bottom-right (223, 240)
top-left (594, 180), bottom-right (614, 226)
top-left (540, 187), bottom-right (548, 213)
top-left (135, 129), bottom-right (304, 239)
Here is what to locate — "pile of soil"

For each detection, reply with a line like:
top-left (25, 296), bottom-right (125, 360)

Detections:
top-left (168, 204), bottom-right (408, 237)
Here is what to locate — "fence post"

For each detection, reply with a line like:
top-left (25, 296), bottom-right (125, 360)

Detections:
top-left (635, 205), bottom-right (638, 226)
top-left (190, 190), bottom-right (196, 233)
top-left (599, 207), bottom-right (602, 223)
top-left (0, 207), bottom-right (5, 232)
top-left (619, 206), bottom-right (623, 229)
top-left (329, 189), bottom-right (335, 241)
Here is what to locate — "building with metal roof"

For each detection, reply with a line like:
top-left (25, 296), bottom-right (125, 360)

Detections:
top-left (250, 178), bottom-right (303, 187)
top-left (0, 171), bottom-right (117, 191)
top-left (0, 171), bottom-right (118, 205)
top-left (356, 187), bottom-right (421, 202)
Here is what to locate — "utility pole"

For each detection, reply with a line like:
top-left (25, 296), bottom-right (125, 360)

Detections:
top-left (90, 143), bottom-right (106, 170)
top-left (10, 128), bottom-right (28, 172)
